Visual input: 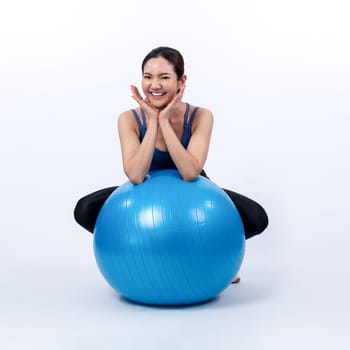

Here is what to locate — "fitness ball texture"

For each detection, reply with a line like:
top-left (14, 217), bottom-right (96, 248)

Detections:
top-left (94, 170), bottom-right (245, 305)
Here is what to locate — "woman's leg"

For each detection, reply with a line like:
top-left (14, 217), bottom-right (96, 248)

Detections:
top-left (222, 188), bottom-right (269, 239)
top-left (73, 186), bottom-right (118, 233)
top-left (200, 170), bottom-right (268, 239)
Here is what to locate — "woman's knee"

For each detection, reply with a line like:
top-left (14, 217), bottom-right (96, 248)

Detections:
top-left (74, 196), bottom-right (97, 233)
top-left (73, 187), bottom-right (117, 233)
top-left (74, 197), bottom-right (85, 222)
top-left (244, 204), bottom-right (269, 239)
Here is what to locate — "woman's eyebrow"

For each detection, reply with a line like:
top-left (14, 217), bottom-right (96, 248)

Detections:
top-left (143, 72), bottom-right (172, 76)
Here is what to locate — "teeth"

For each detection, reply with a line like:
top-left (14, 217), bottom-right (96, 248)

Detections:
top-left (151, 92), bottom-right (164, 96)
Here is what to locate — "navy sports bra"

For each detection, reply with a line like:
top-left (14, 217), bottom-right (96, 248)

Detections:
top-left (131, 103), bottom-right (199, 171)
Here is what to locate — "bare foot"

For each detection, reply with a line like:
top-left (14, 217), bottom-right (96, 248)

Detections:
top-left (231, 277), bottom-right (241, 284)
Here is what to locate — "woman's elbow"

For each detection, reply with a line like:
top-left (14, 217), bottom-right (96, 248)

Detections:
top-left (181, 168), bottom-right (202, 182)
top-left (182, 175), bottom-right (197, 182)
top-left (124, 168), bottom-right (146, 185)
top-left (129, 177), bottom-right (144, 185)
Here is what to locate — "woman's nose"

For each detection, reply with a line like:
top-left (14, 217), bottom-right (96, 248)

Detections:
top-left (150, 79), bottom-right (162, 88)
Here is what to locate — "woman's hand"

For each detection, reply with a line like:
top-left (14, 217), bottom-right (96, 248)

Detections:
top-left (130, 85), bottom-right (159, 121)
top-left (158, 85), bottom-right (186, 122)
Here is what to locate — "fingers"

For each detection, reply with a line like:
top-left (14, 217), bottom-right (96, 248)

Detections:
top-left (130, 85), bottom-right (159, 119)
top-left (179, 84), bottom-right (186, 95)
top-left (130, 85), bottom-right (143, 102)
top-left (169, 85), bottom-right (186, 107)
top-left (174, 85), bottom-right (186, 102)
top-left (177, 84), bottom-right (186, 97)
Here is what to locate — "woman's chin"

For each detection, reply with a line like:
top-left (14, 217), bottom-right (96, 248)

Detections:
top-left (150, 100), bottom-right (168, 110)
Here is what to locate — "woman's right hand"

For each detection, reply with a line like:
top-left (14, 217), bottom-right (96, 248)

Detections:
top-left (130, 85), bottom-right (159, 121)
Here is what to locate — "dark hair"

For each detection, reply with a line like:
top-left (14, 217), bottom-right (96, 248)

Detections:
top-left (141, 46), bottom-right (185, 80)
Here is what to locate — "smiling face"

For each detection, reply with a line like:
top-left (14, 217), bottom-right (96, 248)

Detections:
top-left (142, 57), bottom-right (186, 110)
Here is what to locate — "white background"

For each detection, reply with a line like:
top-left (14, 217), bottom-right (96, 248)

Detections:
top-left (1, 0), bottom-right (349, 349)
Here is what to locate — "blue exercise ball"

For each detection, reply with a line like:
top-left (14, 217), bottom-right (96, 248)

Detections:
top-left (94, 169), bottom-right (245, 305)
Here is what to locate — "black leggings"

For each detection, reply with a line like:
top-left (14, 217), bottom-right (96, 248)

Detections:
top-left (73, 175), bottom-right (268, 240)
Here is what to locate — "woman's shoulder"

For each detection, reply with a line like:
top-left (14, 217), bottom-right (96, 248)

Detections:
top-left (188, 104), bottom-right (213, 122)
top-left (117, 108), bottom-right (141, 129)
top-left (187, 103), bottom-right (212, 116)
top-left (186, 103), bottom-right (213, 131)
top-left (118, 107), bottom-right (141, 118)
top-left (118, 106), bottom-right (144, 120)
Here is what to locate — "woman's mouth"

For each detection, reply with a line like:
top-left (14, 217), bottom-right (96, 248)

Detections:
top-left (150, 92), bottom-right (166, 99)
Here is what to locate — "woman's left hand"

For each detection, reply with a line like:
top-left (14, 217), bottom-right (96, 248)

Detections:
top-left (158, 85), bottom-right (186, 122)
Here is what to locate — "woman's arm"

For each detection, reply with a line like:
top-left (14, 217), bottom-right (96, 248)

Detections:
top-left (118, 111), bottom-right (158, 184)
top-left (118, 85), bottom-right (160, 184)
top-left (159, 108), bottom-right (213, 181)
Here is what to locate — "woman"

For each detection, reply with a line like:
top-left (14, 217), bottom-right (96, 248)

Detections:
top-left (74, 47), bottom-right (269, 281)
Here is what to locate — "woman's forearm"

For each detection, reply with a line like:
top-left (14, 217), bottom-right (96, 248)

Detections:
top-left (159, 118), bottom-right (201, 181)
top-left (122, 118), bottom-right (158, 184)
